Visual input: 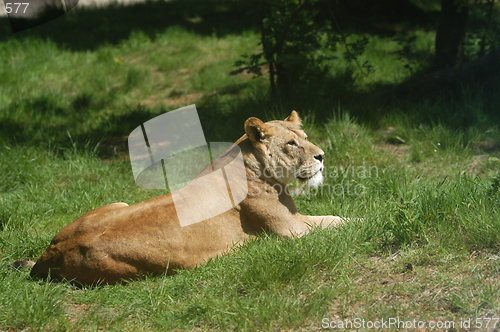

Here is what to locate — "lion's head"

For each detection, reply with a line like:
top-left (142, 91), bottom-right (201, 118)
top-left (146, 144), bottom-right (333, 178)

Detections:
top-left (243, 111), bottom-right (325, 188)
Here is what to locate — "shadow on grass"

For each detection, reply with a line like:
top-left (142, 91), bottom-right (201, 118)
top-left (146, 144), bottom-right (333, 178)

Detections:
top-left (3, 64), bottom-right (498, 158)
top-left (0, 83), bottom-right (270, 159)
top-left (0, 0), bottom-right (259, 51)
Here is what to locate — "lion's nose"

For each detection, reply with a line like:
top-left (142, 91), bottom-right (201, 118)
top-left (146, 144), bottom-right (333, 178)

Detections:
top-left (314, 153), bottom-right (324, 162)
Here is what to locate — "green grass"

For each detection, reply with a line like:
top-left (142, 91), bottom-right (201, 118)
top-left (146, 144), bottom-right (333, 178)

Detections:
top-left (1, 0), bottom-right (500, 331)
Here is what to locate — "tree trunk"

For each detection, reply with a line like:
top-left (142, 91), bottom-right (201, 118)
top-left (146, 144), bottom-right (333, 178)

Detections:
top-left (435, 0), bottom-right (469, 69)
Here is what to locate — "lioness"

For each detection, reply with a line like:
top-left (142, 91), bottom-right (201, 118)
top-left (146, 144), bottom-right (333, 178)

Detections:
top-left (28, 111), bottom-right (346, 285)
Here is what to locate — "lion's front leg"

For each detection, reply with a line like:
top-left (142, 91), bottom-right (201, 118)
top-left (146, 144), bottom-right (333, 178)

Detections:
top-left (305, 215), bottom-right (346, 227)
top-left (294, 215), bottom-right (348, 237)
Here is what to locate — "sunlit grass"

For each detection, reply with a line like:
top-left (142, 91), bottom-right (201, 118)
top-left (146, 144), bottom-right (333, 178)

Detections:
top-left (328, 30), bottom-right (435, 87)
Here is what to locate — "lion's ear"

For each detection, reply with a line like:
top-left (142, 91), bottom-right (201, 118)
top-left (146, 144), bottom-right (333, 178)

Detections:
top-left (285, 110), bottom-right (302, 127)
top-left (244, 117), bottom-right (275, 142)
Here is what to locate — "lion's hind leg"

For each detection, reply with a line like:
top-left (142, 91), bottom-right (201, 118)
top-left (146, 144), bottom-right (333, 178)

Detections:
top-left (29, 202), bottom-right (131, 283)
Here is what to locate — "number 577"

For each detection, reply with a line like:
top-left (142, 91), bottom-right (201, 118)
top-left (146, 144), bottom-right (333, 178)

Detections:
top-left (5, 3), bottom-right (30, 14)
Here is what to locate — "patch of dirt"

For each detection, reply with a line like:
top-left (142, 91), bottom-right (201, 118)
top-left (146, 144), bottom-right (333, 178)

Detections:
top-left (472, 140), bottom-right (500, 155)
top-left (375, 143), bottom-right (412, 160)
top-left (141, 92), bottom-right (203, 109)
top-left (467, 154), bottom-right (489, 176)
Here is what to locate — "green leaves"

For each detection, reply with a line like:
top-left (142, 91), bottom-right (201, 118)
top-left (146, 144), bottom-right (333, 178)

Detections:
top-left (233, 0), bottom-right (371, 94)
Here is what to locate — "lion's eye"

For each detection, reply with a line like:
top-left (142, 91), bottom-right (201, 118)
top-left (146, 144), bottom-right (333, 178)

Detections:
top-left (288, 140), bottom-right (298, 146)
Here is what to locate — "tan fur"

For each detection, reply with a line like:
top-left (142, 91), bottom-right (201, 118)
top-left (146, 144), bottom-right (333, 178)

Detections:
top-left (30, 111), bottom-right (346, 285)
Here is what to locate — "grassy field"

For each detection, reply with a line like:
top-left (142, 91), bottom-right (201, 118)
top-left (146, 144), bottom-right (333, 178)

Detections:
top-left (1, 0), bottom-right (500, 331)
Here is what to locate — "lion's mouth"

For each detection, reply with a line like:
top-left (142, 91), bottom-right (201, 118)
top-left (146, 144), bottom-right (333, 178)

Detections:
top-left (296, 164), bottom-right (323, 182)
top-left (297, 173), bottom-right (317, 182)
top-left (297, 170), bottom-right (322, 182)
top-left (296, 169), bottom-right (323, 188)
